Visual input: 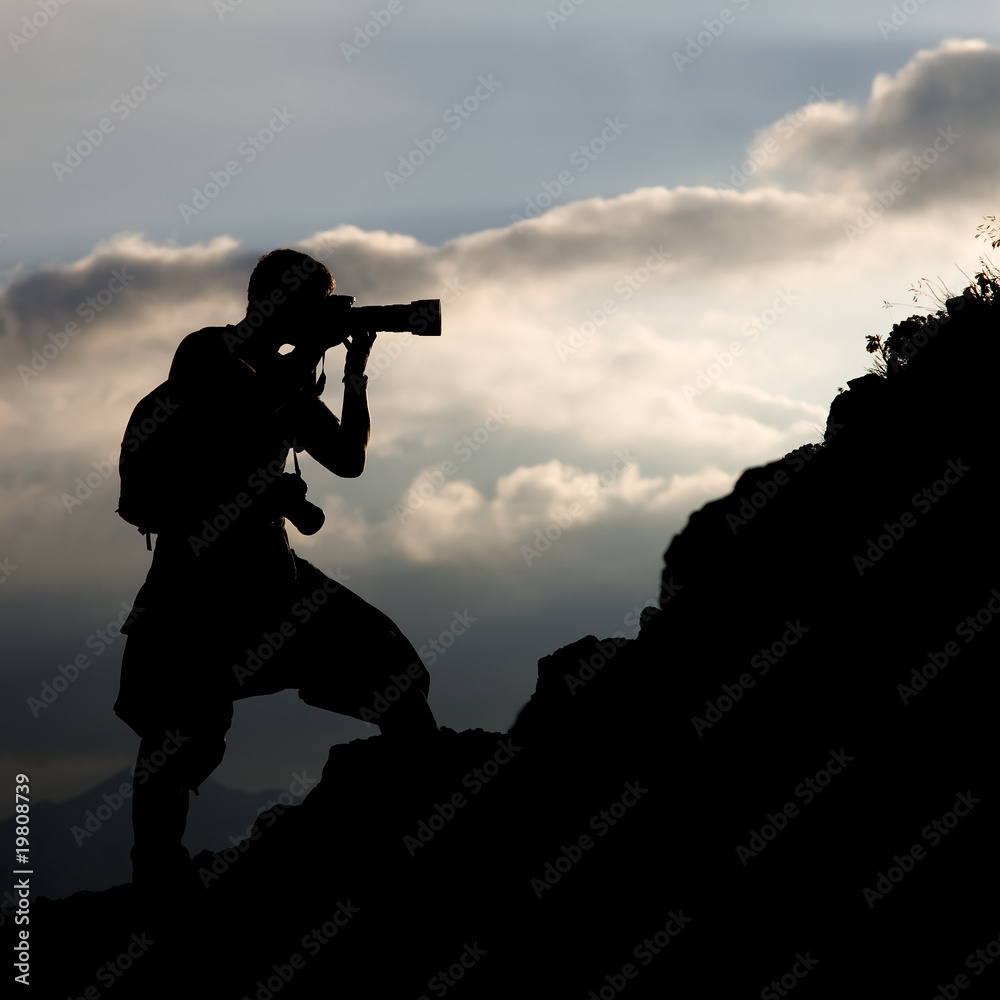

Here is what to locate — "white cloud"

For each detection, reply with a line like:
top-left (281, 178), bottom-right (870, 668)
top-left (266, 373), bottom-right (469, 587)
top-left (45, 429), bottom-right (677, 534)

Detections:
top-left (750, 39), bottom-right (1000, 204)
top-left (303, 458), bottom-right (736, 581)
top-left (1, 41), bottom-right (996, 591)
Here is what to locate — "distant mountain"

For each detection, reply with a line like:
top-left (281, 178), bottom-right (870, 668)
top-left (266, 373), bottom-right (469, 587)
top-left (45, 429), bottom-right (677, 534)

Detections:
top-left (1, 770), bottom-right (292, 900)
top-left (18, 270), bottom-right (1000, 997)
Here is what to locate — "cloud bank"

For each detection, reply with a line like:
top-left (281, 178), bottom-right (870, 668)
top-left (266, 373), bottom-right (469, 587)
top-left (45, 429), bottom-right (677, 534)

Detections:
top-left (4, 39), bottom-right (999, 803)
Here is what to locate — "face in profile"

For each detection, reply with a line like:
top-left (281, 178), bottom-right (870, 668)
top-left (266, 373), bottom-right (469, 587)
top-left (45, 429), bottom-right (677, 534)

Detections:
top-left (281, 290), bottom-right (352, 351)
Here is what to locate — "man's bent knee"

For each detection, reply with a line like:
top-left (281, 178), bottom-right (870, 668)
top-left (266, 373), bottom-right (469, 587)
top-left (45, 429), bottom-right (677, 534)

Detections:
top-left (174, 732), bottom-right (228, 791)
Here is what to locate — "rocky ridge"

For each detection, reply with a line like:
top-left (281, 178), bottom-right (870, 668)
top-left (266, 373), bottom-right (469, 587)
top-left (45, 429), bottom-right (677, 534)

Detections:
top-left (17, 276), bottom-right (1000, 998)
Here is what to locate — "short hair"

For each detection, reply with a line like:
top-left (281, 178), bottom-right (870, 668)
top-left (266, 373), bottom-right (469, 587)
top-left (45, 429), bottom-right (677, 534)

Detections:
top-left (247, 249), bottom-right (334, 305)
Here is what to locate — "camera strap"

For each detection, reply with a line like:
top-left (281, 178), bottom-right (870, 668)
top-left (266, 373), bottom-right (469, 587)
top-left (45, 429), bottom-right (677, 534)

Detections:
top-left (290, 355), bottom-right (323, 483)
top-left (315, 353), bottom-right (326, 396)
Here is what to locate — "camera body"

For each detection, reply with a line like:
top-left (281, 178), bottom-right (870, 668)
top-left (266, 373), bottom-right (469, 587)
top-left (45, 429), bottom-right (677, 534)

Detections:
top-left (271, 473), bottom-right (325, 536)
top-left (320, 295), bottom-right (441, 345)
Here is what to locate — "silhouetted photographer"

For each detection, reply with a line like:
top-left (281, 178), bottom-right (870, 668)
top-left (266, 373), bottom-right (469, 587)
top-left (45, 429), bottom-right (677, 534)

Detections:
top-left (114, 249), bottom-right (438, 890)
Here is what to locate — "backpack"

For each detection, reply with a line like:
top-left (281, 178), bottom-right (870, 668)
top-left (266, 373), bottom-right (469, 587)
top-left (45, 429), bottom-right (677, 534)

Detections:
top-left (116, 382), bottom-right (186, 548)
top-left (118, 342), bottom-right (327, 547)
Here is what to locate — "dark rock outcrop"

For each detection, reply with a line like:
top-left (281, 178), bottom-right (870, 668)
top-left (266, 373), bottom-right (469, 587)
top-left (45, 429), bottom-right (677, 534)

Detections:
top-left (15, 278), bottom-right (1000, 998)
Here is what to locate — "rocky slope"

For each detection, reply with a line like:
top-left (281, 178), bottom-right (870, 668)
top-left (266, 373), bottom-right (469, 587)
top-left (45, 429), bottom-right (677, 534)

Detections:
top-left (16, 277), bottom-right (1000, 998)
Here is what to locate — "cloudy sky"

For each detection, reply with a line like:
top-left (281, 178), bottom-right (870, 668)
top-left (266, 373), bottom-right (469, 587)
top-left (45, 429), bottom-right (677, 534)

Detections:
top-left (3, 1), bottom-right (1000, 816)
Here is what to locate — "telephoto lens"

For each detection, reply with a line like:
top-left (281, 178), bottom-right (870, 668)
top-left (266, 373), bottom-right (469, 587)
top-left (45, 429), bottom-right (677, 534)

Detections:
top-left (324, 295), bottom-right (442, 337)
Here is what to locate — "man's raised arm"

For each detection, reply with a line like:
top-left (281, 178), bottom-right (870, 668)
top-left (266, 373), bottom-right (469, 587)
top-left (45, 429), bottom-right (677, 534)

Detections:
top-left (289, 331), bottom-right (375, 479)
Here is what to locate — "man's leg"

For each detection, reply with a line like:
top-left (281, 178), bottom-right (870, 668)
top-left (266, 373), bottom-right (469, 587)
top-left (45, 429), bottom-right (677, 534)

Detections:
top-left (117, 633), bottom-right (233, 886)
top-left (129, 731), bottom-right (192, 886)
top-left (266, 558), bottom-right (438, 738)
top-left (129, 723), bottom-right (230, 886)
top-left (365, 625), bottom-right (438, 740)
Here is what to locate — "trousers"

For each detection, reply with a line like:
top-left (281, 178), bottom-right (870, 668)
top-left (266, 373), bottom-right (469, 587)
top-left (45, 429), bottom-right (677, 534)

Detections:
top-left (114, 552), bottom-right (433, 883)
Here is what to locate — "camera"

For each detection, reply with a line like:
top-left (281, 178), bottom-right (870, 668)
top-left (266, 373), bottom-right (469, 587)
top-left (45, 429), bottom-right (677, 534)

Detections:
top-left (271, 473), bottom-right (325, 536)
top-left (321, 294), bottom-right (441, 343)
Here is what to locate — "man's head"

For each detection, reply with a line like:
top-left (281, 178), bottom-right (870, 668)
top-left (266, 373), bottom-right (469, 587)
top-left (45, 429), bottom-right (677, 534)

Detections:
top-left (248, 249), bottom-right (334, 308)
top-left (240, 249), bottom-right (344, 352)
